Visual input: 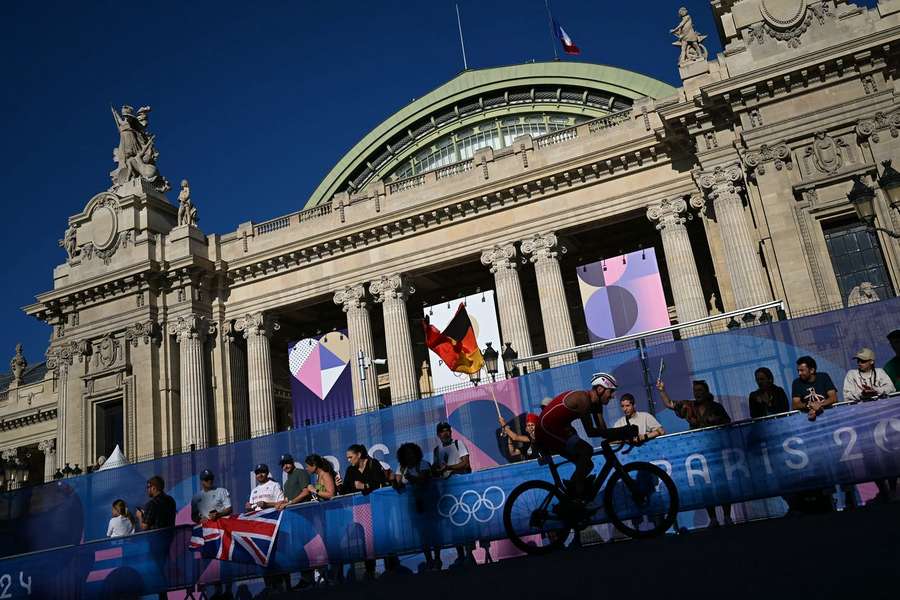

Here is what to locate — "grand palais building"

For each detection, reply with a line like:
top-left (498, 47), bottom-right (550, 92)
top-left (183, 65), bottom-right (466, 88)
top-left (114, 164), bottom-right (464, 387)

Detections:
top-left (3, 0), bottom-right (900, 487)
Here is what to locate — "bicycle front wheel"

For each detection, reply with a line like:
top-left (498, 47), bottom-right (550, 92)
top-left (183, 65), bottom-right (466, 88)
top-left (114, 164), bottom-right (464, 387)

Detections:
top-left (603, 461), bottom-right (679, 539)
top-left (503, 480), bottom-right (571, 555)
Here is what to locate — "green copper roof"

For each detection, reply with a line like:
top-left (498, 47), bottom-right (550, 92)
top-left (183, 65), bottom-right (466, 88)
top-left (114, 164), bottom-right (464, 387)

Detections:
top-left (304, 62), bottom-right (676, 208)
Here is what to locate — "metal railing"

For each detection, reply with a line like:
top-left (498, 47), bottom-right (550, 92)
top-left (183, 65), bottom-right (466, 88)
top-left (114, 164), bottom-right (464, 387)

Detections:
top-left (509, 299), bottom-right (786, 371)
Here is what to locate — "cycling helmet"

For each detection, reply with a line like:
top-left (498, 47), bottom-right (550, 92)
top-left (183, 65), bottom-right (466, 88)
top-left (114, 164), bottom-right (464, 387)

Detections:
top-left (590, 372), bottom-right (618, 390)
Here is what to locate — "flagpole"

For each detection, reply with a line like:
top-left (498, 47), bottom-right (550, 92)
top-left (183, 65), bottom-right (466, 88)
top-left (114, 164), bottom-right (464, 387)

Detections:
top-left (456, 3), bottom-right (469, 70)
top-left (544, 0), bottom-right (559, 61)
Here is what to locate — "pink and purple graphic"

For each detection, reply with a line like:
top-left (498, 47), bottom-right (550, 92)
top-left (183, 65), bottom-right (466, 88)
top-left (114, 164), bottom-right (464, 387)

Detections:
top-left (577, 248), bottom-right (671, 342)
top-left (289, 331), bottom-right (353, 426)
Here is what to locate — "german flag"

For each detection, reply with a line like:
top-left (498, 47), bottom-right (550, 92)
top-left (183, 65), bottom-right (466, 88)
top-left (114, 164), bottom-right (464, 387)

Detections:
top-left (423, 304), bottom-right (484, 375)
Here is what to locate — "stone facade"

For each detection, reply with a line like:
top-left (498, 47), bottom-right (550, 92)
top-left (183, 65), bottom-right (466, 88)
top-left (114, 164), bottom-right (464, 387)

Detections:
top-left (3, 1), bottom-right (900, 480)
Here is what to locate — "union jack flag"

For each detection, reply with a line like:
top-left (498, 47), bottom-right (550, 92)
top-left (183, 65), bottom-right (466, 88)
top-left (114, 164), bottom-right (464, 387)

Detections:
top-left (190, 508), bottom-right (284, 567)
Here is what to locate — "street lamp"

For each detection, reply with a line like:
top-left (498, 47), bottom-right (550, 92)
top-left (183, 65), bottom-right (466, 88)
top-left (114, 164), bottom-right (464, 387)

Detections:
top-left (879, 159), bottom-right (900, 210)
top-left (848, 176), bottom-right (877, 223)
top-left (848, 175), bottom-right (900, 238)
top-left (468, 370), bottom-right (481, 386)
top-left (483, 342), bottom-right (499, 382)
top-left (502, 342), bottom-right (519, 377)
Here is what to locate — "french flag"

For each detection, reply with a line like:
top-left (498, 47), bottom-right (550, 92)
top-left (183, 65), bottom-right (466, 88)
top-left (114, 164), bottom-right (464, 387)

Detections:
top-left (554, 20), bottom-right (580, 55)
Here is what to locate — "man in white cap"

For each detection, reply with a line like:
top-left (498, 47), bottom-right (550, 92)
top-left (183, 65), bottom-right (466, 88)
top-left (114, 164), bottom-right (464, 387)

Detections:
top-left (842, 347), bottom-right (896, 402)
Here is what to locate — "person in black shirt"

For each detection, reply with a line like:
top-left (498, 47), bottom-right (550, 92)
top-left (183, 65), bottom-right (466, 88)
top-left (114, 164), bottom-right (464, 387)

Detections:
top-left (341, 444), bottom-right (388, 495)
top-left (137, 475), bottom-right (176, 530)
top-left (341, 444), bottom-right (387, 580)
top-left (748, 367), bottom-right (790, 418)
top-left (136, 475), bottom-right (177, 599)
top-left (790, 356), bottom-right (837, 421)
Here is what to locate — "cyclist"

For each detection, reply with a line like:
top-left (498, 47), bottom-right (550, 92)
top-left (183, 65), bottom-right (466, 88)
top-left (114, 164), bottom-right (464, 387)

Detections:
top-left (535, 372), bottom-right (624, 499)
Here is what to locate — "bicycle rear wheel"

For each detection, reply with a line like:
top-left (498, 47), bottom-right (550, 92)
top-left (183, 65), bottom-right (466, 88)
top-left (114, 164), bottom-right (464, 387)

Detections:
top-left (603, 461), bottom-right (678, 539)
top-left (503, 480), bottom-right (572, 555)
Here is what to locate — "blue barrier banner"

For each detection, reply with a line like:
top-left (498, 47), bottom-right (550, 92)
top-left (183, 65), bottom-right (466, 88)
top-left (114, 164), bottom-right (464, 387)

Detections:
top-left (3, 399), bottom-right (900, 599)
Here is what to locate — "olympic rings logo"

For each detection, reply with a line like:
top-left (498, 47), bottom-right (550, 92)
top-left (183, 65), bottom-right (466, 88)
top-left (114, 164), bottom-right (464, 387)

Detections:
top-left (437, 486), bottom-right (506, 527)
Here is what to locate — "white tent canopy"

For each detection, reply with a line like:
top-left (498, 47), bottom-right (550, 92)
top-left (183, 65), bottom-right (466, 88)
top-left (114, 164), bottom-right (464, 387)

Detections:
top-left (97, 445), bottom-right (129, 471)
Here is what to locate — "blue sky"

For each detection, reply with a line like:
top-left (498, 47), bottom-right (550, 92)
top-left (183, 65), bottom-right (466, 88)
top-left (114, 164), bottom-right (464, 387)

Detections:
top-left (0, 0), bottom-right (874, 364)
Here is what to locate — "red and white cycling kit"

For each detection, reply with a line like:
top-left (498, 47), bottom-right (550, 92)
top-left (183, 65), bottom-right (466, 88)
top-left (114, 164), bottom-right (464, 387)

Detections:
top-left (535, 390), bottom-right (582, 455)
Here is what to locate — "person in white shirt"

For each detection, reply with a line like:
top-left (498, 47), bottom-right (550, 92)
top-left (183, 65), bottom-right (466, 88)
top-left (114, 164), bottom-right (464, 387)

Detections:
top-left (843, 347), bottom-right (896, 402)
top-left (191, 469), bottom-right (233, 523)
top-left (245, 463), bottom-right (286, 511)
top-left (613, 394), bottom-right (665, 443)
top-left (432, 422), bottom-right (470, 479)
top-left (107, 498), bottom-right (136, 538)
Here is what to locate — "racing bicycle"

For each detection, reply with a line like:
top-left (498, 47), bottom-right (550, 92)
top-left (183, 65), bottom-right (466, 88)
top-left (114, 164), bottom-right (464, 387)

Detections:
top-left (502, 425), bottom-right (679, 554)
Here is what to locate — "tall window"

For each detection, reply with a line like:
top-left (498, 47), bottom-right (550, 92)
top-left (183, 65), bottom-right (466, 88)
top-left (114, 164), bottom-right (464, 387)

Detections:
top-left (823, 216), bottom-right (895, 305)
top-left (95, 399), bottom-right (124, 461)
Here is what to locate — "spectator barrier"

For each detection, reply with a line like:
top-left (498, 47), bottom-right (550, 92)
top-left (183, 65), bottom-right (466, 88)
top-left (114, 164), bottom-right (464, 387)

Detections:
top-left (1, 398), bottom-right (899, 598)
top-left (0, 299), bottom-right (897, 549)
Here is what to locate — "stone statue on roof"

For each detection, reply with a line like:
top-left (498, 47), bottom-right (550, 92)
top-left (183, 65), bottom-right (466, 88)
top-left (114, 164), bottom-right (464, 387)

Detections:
top-left (10, 343), bottom-right (27, 385)
top-left (110, 105), bottom-right (170, 193)
top-left (177, 179), bottom-right (199, 227)
top-left (671, 7), bottom-right (708, 66)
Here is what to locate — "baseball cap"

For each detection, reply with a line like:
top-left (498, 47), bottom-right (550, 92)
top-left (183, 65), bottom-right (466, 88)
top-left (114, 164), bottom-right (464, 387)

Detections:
top-left (279, 453), bottom-right (295, 466)
top-left (254, 463), bottom-right (269, 474)
top-left (436, 421), bottom-right (451, 433)
top-left (854, 347), bottom-right (875, 361)
top-left (199, 469), bottom-right (214, 481)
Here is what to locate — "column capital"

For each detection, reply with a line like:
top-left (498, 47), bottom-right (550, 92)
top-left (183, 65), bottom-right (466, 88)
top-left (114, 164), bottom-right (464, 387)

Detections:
top-left (520, 232), bottom-right (561, 263)
top-left (693, 162), bottom-right (743, 202)
top-left (234, 312), bottom-right (279, 339)
top-left (369, 274), bottom-right (415, 303)
top-left (333, 284), bottom-right (369, 312)
top-left (480, 243), bottom-right (518, 273)
top-left (167, 314), bottom-right (212, 343)
top-left (646, 197), bottom-right (691, 230)
top-left (38, 439), bottom-right (56, 454)
top-left (742, 141), bottom-right (791, 176)
top-left (221, 320), bottom-right (241, 344)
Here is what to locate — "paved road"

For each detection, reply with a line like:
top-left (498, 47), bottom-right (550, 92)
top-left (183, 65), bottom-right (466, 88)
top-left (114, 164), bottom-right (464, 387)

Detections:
top-left (277, 503), bottom-right (900, 600)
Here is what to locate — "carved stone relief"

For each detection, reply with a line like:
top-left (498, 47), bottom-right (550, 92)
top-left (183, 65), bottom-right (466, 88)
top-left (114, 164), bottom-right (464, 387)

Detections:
top-left (802, 131), bottom-right (848, 175)
top-left (744, 142), bottom-right (792, 176)
top-left (856, 111), bottom-right (900, 143)
top-left (749, 0), bottom-right (831, 48)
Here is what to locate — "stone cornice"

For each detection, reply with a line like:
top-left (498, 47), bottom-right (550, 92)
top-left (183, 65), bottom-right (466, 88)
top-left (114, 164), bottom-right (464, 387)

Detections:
top-left (0, 408), bottom-right (57, 432)
top-left (699, 25), bottom-right (897, 101)
top-left (223, 132), bottom-right (671, 290)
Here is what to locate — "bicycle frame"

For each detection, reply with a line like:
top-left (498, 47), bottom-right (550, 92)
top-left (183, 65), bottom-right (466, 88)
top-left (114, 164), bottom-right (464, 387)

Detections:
top-left (538, 440), bottom-right (629, 503)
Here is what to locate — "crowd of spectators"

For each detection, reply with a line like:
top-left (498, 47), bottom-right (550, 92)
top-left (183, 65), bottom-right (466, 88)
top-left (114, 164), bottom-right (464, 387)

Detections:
top-left (102, 327), bottom-right (900, 595)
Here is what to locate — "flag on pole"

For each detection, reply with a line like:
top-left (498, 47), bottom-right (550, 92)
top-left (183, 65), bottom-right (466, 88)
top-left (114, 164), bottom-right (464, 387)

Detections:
top-left (553, 20), bottom-right (580, 55)
top-left (423, 304), bottom-right (484, 375)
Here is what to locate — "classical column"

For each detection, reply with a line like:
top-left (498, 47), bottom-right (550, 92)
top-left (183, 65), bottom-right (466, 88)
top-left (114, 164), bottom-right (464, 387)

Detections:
top-left (520, 232), bottom-right (576, 367)
top-left (235, 312), bottom-right (279, 436)
top-left (369, 274), bottom-right (419, 403)
top-left (647, 197), bottom-right (710, 329)
top-left (168, 314), bottom-right (211, 450)
top-left (695, 164), bottom-right (772, 311)
top-left (38, 439), bottom-right (57, 482)
top-left (334, 284), bottom-right (379, 413)
top-left (222, 322), bottom-right (251, 441)
top-left (480, 243), bottom-right (534, 362)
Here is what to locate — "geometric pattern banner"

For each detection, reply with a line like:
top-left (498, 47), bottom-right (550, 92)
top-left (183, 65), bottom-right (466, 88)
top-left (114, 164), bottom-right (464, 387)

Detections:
top-left (289, 329), bottom-right (353, 426)
top-left (577, 248), bottom-right (671, 342)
